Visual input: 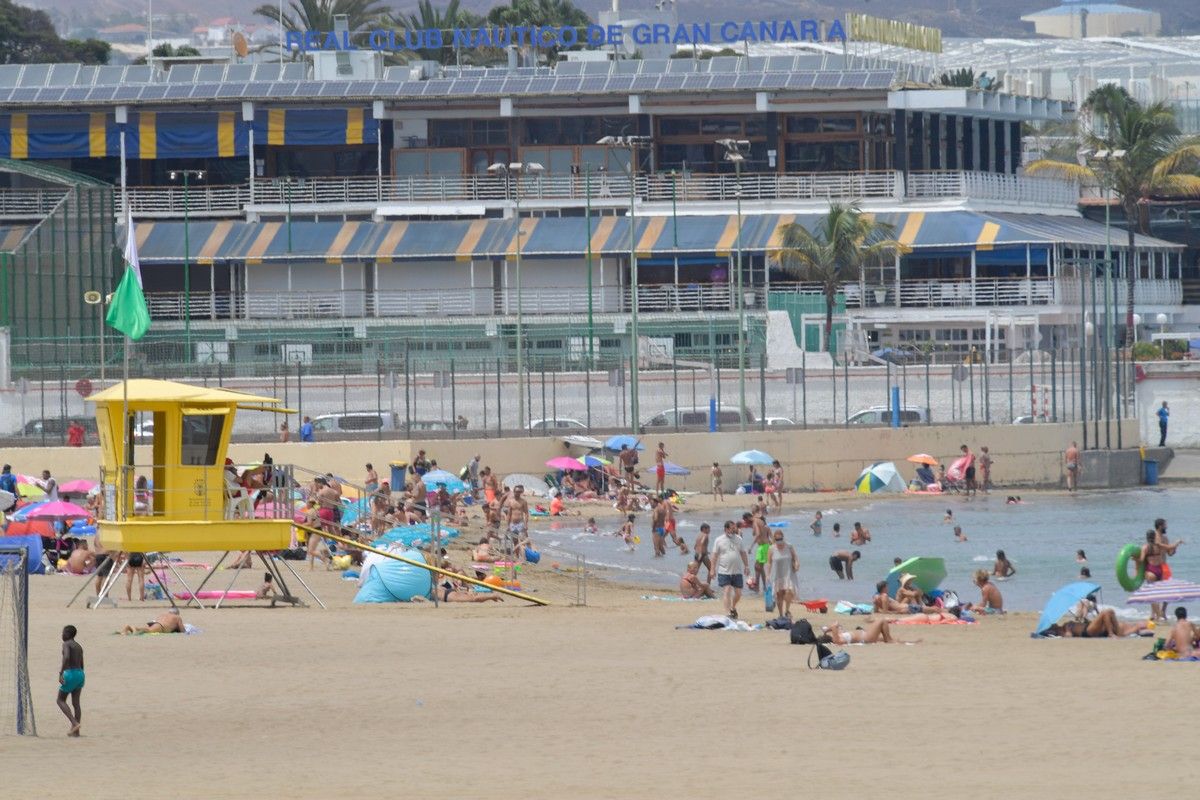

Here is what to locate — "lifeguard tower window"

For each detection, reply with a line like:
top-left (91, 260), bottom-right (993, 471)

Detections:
top-left (181, 414), bottom-right (225, 465)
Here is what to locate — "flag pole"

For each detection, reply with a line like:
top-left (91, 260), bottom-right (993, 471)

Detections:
top-left (121, 336), bottom-right (130, 521)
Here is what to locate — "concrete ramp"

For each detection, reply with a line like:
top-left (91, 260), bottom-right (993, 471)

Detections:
top-left (766, 310), bottom-right (832, 370)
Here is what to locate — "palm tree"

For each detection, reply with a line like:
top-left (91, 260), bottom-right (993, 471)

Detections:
top-left (485, 0), bottom-right (591, 61)
top-left (776, 203), bottom-right (906, 354)
top-left (255, 0), bottom-right (389, 57)
top-left (388, 0), bottom-right (484, 64)
top-left (1026, 94), bottom-right (1200, 342)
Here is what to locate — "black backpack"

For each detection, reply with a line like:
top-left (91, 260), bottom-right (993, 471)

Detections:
top-left (790, 618), bottom-right (840, 668)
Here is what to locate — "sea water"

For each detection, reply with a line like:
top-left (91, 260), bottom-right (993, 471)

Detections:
top-left (530, 488), bottom-right (1200, 612)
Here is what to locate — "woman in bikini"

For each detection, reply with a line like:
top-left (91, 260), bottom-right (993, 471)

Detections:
top-left (821, 619), bottom-right (904, 644)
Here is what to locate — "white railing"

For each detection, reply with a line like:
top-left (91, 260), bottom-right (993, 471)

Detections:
top-left (0, 188), bottom-right (72, 218)
top-left (1055, 277), bottom-right (1182, 306)
top-left (121, 169), bottom-right (1079, 216)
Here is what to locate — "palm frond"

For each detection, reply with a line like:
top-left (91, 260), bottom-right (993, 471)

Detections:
top-left (1025, 159), bottom-right (1094, 182)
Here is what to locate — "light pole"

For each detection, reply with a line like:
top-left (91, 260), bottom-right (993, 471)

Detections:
top-left (1086, 148), bottom-right (1125, 446)
top-left (487, 161), bottom-right (544, 432)
top-left (84, 290), bottom-right (105, 383)
top-left (169, 169), bottom-right (204, 356)
top-left (598, 134), bottom-right (652, 433)
top-left (718, 138), bottom-right (750, 431)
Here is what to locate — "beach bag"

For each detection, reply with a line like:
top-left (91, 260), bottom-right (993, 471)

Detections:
top-left (790, 618), bottom-right (818, 645)
top-left (815, 650), bottom-right (850, 670)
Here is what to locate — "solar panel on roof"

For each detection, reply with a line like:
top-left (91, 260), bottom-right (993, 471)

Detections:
top-left (394, 81), bottom-right (425, 96)
top-left (19, 65), bottom-right (50, 87)
top-left (295, 81), bottom-right (323, 95)
top-left (579, 75), bottom-right (607, 92)
top-left (764, 56), bottom-right (793, 71)
top-left (639, 59), bottom-right (668, 74)
top-left (500, 77), bottom-right (530, 94)
top-left (786, 72), bottom-right (817, 89)
top-left (709, 73), bottom-right (738, 90)
top-left (382, 66), bottom-right (409, 81)
top-left (581, 61), bottom-right (610, 75)
top-left (76, 66), bottom-right (98, 85)
top-left (8, 88), bottom-right (40, 102)
top-left (87, 86), bottom-right (119, 102)
top-left (139, 84), bottom-right (169, 99)
top-left (631, 74), bottom-right (659, 91)
top-left (124, 66), bottom-right (153, 83)
top-left (448, 78), bottom-right (478, 94)
top-left (35, 87), bottom-right (66, 102)
top-left (605, 75), bottom-right (634, 91)
top-left (423, 79), bottom-right (454, 95)
top-left (216, 82), bottom-right (247, 97)
top-left (267, 82), bottom-right (297, 98)
top-left (814, 72), bottom-right (840, 89)
top-left (225, 64), bottom-right (253, 81)
top-left (733, 74), bottom-right (762, 90)
top-left (527, 77), bottom-right (555, 93)
top-left (744, 56), bottom-right (767, 72)
top-left (0, 66), bottom-right (22, 88)
top-left (280, 64), bottom-right (307, 80)
top-left (46, 65), bottom-right (79, 86)
top-left (863, 72), bottom-right (893, 89)
top-left (656, 74), bottom-right (686, 90)
top-left (164, 84), bottom-right (194, 99)
top-left (0, 89), bottom-right (13, 103)
top-left (681, 74), bottom-right (711, 90)
top-left (666, 59), bottom-right (695, 74)
top-left (707, 57), bottom-right (739, 73)
top-left (476, 78), bottom-right (505, 94)
top-left (167, 65), bottom-right (197, 83)
top-left (60, 86), bottom-right (92, 102)
top-left (197, 65), bottom-right (224, 82)
top-left (319, 81), bottom-right (351, 96)
top-left (346, 80), bottom-right (375, 95)
top-left (614, 60), bottom-right (640, 74)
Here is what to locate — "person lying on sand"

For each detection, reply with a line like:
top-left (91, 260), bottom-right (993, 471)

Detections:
top-left (1044, 609), bottom-right (1150, 638)
top-left (414, 577), bottom-right (504, 603)
top-left (121, 610), bottom-right (185, 635)
top-left (680, 561), bottom-right (715, 599)
top-left (876, 580), bottom-right (942, 614)
top-left (821, 620), bottom-right (910, 644)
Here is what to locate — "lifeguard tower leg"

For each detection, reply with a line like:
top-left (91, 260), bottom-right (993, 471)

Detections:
top-left (213, 554), bottom-right (249, 610)
top-left (185, 553), bottom-right (229, 597)
top-left (162, 560), bottom-right (207, 609)
top-left (267, 553), bottom-right (326, 609)
top-left (91, 555), bottom-right (130, 609)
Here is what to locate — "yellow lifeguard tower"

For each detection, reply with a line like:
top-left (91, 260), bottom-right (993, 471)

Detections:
top-left (83, 379), bottom-right (317, 608)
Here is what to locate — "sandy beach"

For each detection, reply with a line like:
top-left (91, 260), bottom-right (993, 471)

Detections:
top-left (5, 494), bottom-right (1199, 800)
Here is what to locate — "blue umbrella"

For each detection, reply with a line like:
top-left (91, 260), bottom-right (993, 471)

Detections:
top-left (583, 454), bottom-right (610, 468)
top-left (731, 449), bottom-right (774, 465)
top-left (10, 500), bottom-right (50, 521)
top-left (1036, 581), bottom-right (1101, 634)
top-left (374, 523), bottom-right (461, 549)
top-left (420, 470), bottom-right (467, 493)
top-left (663, 461), bottom-right (690, 475)
top-left (604, 435), bottom-right (643, 451)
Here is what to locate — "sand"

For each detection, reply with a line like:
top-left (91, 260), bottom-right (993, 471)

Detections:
top-left (4, 493), bottom-right (1199, 799)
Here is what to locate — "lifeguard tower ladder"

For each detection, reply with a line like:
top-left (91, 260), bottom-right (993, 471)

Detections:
top-left (78, 379), bottom-right (320, 609)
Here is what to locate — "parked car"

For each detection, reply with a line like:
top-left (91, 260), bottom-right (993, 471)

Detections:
top-left (18, 417), bottom-right (98, 437)
top-left (763, 416), bottom-right (796, 427)
top-left (529, 418), bottom-right (587, 431)
top-left (310, 411), bottom-right (403, 435)
top-left (846, 406), bottom-right (929, 426)
top-left (643, 406), bottom-right (756, 429)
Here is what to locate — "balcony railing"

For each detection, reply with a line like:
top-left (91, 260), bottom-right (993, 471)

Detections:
top-left (0, 188), bottom-right (72, 218)
top-left (144, 277), bottom-right (1182, 323)
top-left (121, 169), bottom-right (1078, 217)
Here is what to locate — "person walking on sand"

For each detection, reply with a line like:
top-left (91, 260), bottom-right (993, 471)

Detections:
top-left (767, 530), bottom-right (798, 618)
top-left (299, 416), bottom-right (314, 442)
top-left (649, 497), bottom-right (668, 557)
top-left (1157, 401), bottom-right (1169, 447)
top-left (1065, 441), bottom-right (1080, 491)
top-left (712, 520), bottom-right (749, 619)
top-left (693, 523), bottom-right (712, 581)
top-left (57, 625), bottom-right (85, 737)
top-left (710, 463), bottom-right (724, 502)
top-left (978, 446), bottom-right (993, 493)
top-left (654, 442), bottom-right (667, 494)
top-left (750, 511), bottom-right (771, 593)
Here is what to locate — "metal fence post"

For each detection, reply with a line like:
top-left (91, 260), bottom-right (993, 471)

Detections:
top-left (925, 355), bottom-right (930, 425)
top-left (1008, 350), bottom-right (1014, 422)
top-left (450, 358), bottom-right (457, 440)
top-left (842, 356), bottom-right (849, 428)
top-left (376, 359), bottom-right (383, 441)
top-left (801, 346), bottom-right (807, 428)
top-left (496, 358), bottom-right (502, 436)
top-left (1051, 349), bottom-right (1058, 423)
top-left (759, 352), bottom-right (766, 430)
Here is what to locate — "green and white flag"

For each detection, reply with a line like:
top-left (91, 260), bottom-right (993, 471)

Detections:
top-left (106, 208), bottom-right (150, 341)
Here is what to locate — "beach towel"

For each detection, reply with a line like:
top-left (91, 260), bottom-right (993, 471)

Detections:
top-left (641, 595), bottom-right (714, 602)
top-left (894, 615), bottom-right (973, 625)
top-left (835, 601), bottom-right (874, 615)
top-left (676, 615), bottom-right (758, 631)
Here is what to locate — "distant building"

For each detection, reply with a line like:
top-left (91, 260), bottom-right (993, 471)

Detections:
top-left (1021, 1), bottom-right (1162, 39)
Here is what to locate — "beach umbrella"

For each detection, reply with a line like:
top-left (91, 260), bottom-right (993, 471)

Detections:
top-left (10, 500), bottom-right (50, 521)
top-left (563, 435), bottom-right (603, 450)
top-left (1036, 581), bottom-right (1102, 634)
top-left (854, 461), bottom-right (906, 494)
top-left (886, 557), bottom-right (947, 598)
top-left (906, 454), bottom-right (938, 466)
top-left (604, 435), bottom-right (644, 451)
top-left (15, 474), bottom-right (37, 485)
top-left (503, 473), bottom-right (551, 496)
top-left (546, 456), bottom-right (587, 472)
top-left (583, 454), bottom-right (610, 468)
top-left (24, 500), bottom-right (90, 520)
top-left (731, 449), bottom-right (775, 465)
top-left (663, 461), bottom-right (690, 476)
top-left (1126, 579), bottom-right (1200, 605)
top-left (59, 479), bottom-right (98, 494)
top-left (16, 483), bottom-right (44, 499)
top-left (0, 490), bottom-right (13, 510)
top-left (421, 470), bottom-right (466, 493)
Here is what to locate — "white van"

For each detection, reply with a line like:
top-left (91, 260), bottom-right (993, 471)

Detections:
top-left (309, 411), bottom-right (402, 434)
top-left (846, 406), bottom-right (929, 426)
top-left (643, 406), bottom-right (756, 429)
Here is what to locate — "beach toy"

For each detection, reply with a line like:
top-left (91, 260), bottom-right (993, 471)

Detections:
top-left (504, 581), bottom-right (522, 590)
top-left (524, 548), bottom-right (541, 564)
top-left (57, 558), bottom-right (67, 569)
top-left (174, 590), bottom-right (257, 600)
top-left (483, 575), bottom-right (504, 588)
top-left (342, 570), bottom-right (360, 580)
top-left (331, 554), bottom-right (353, 570)
top-left (1116, 543), bottom-right (1145, 592)
top-left (768, 521), bottom-right (789, 528)
top-left (799, 599), bottom-right (830, 613)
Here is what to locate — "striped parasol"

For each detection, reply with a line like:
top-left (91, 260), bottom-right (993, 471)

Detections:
top-left (1126, 579), bottom-right (1200, 605)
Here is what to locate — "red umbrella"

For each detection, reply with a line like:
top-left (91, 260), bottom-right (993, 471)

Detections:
top-left (24, 501), bottom-right (90, 520)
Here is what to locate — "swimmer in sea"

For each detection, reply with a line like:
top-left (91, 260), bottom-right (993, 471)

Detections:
top-left (943, 508), bottom-right (954, 524)
top-left (831, 522), bottom-right (841, 538)
top-left (992, 550), bottom-right (1016, 578)
top-left (1076, 549), bottom-right (1087, 564)
top-left (953, 525), bottom-right (968, 543)
top-left (850, 522), bottom-right (871, 545)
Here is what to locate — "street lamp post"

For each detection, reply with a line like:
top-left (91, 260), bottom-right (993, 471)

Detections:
top-left (169, 169), bottom-right (204, 356)
top-left (487, 161), bottom-right (544, 432)
top-left (598, 134), bottom-right (652, 433)
top-left (1086, 148), bottom-right (1125, 447)
top-left (717, 138), bottom-right (750, 431)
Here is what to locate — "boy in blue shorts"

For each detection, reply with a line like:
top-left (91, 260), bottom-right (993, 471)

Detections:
top-left (57, 625), bottom-right (85, 737)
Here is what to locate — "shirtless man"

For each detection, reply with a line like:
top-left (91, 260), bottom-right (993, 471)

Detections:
top-left (618, 444), bottom-right (639, 484)
top-left (1048, 610), bottom-right (1151, 639)
top-left (829, 550), bottom-right (860, 580)
top-left (978, 446), bottom-right (993, 492)
top-left (121, 609), bottom-right (185, 635)
top-left (502, 485), bottom-right (530, 556)
top-left (1168, 607), bottom-right (1197, 657)
top-left (1064, 441), bottom-right (1080, 491)
top-left (968, 569), bottom-right (1004, 613)
top-left (750, 512), bottom-right (771, 592)
top-left (654, 442), bottom-right (668, 494)
top-left (895, 574), bottom-right (928, 612)
top-left (314, 477), bottom-right (342, 534)
top-left (65, 540), bottom-right (96, 574)
top-left (649, 497), bottom-right (668, 557)
top-left (679, 560), bottom-right (715, 599)
top-left (482, 467), bottom-right (501, 505)
top-left (960, 444), bottom-right (976, 499)
top-left (693, 523), bottom-right (712, 581)
top-left (710, 463), bottom-right (724, 501)
top-left (663, 499), bottom-right (688, 554)
top-left (57, 625), bottom-right (85, 736)
top-left (850, 522), bottom-right (871, 546)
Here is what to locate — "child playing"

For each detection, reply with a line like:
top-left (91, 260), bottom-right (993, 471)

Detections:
top-left (618, 514), bottom-right (637, 552)
top-left (255, 572), bottom-right (278, 602)
top-left (943, 508), bottom-right (954, 524)
top-left (810, 510), bottom-right (822, 537)
top-left (584, 517), bottom-right (599, 534)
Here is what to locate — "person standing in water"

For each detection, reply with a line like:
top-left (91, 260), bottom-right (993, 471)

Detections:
top-left (57, 625), bottom-right (85, 737)
top-left (1064, 441), bottom-right (1081, 491)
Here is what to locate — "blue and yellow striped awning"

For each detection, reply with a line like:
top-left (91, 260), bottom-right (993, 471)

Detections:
top-left (132, 211), bottom-right (1179, 264)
